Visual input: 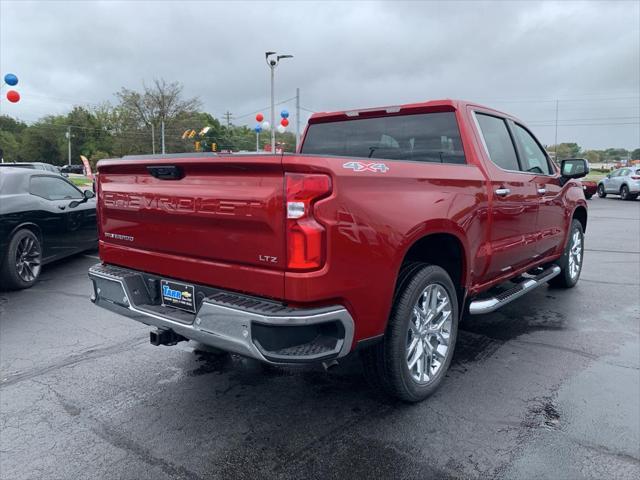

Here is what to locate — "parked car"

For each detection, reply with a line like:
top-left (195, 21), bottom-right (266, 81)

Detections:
top-left (0, 168), bottom-right (97, 289)
top-left (0, 162), bottom-right (63, 175)
top-left (60, 164), bottom-right (86, 175)
top-left (88, 99), bottom-right (588, 402)
top-left (582, 180), bottom-right (597, 199)
top-left (597, 167), bottom-right (640, 200)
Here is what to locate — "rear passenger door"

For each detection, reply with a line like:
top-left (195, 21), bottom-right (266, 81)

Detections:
top-left (614, 169), bottom-right (630, 193)
top-left (510, 123), bottom-right (565, 258)
top-left (474, 112), bottom-right (541, 281)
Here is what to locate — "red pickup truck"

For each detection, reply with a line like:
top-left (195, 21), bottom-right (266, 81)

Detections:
top-left (89, 99), bottom-right (589, 402)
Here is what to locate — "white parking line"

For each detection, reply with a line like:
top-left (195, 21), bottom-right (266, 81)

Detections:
top-left (83, 254), bottom-right (100, 260)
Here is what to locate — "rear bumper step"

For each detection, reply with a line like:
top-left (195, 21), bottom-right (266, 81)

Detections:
top-left (469, 265), bottom-right (561, 315)
top-left (88, 263), bottom-right (354, 364)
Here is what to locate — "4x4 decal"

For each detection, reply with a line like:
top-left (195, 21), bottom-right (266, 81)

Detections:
top-left (342, 161), bottom-right (389, 173)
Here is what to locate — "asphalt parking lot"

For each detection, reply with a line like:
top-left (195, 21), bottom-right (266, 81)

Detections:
top-left (1, 197), bottom-right (638, 480)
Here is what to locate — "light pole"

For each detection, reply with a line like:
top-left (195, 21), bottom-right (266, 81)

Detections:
top-left (265, 51), bottom-right (293, 153)
top-left (65, 127), bottom-right (72, 165)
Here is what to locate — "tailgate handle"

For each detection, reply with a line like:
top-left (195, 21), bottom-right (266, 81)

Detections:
top-left (147, 165), bottom-right (184, 180)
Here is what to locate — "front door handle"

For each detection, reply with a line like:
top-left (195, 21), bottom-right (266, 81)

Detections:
top-left (537, 188), bottom-right (547, 195)
top-left (495, 188), bottom-right (511, 197)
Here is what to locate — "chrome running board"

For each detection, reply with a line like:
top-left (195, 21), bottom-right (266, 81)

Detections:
top-left (469, 265), bottom-right (561, 315)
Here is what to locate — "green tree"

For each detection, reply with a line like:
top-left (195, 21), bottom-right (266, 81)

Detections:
top-left (0, 115), bottom-right (27, 134)
top-left (582, 150), bottom-right (601, 163)
top-left (548, 142), bottom-right (582, 160)
top-left (116, 78), bottom-right (201, 154)
top-left (65, 106), bottom-right (111, 163)
top-left (603, 148), bottom-right (629, 162)
top-left (0, 115), bottom-right (27, 162)
top-left (631, 148), bottom-right (640, 160)
top-left (0, 130), bottom-right (21, 162)
top-left (19, 119), bottom-right (64, 165)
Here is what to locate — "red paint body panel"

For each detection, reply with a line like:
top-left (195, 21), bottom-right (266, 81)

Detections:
top-left (581, 181), bottom-right (597, 197)
top-left (97, 155), bottom-right (286, 299)
top-left (96, 99), bottom-right (587, 350)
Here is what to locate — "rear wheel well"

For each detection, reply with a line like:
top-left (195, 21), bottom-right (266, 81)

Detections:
top-left (572, 206), bottom-right (587, 233)
top-left (13, 223), bottom-right (43, 243)
top-left (399, 233), bottom-right (465, 303)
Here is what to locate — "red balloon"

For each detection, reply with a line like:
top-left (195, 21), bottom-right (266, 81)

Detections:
top-left (280, 118), bottom-right (289, 127)
top-left (6, 90), bottom-right (20, 103)
top-left (256, 113), bottom-right (264, 122)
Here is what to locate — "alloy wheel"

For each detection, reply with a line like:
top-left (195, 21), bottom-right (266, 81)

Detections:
top-left (15, 236), bottom-right (41, 282)
top-left (621, 186), bottom-right (629, 200)
top-left (406, 284), bottom-right (452, 384)
top-left (568, 229), bottom-right (583, 280)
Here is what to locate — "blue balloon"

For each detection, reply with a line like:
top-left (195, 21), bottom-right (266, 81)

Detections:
top-left (280, 109), bottom-right (289, 119)
top-left (4, 73), bottom-right (18, 86)
top-left (254, 124), bottom-right (262, 133)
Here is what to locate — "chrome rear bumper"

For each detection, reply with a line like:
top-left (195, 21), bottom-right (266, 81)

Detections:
top-left (88, 263), bottom-right (354, 364)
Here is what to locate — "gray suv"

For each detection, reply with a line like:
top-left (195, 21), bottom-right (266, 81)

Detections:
top-left (597, 167), bottom-right (640, 200)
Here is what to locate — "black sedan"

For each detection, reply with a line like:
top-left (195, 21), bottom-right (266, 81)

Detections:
top-left (0, 168), bottom-right (97, 289)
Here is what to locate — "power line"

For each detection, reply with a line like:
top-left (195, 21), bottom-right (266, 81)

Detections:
top-left (233, 96), bottom-right (297, 120)
top-left (527, 122), bottom-right (640, 127)
top-left (480, 95), bottom-right (640, 104)
top-left (525, 115), bottom-right (640, 122)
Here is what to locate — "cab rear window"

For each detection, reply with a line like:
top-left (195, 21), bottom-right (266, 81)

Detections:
top-left (301, 112), bottom-right (466, 164)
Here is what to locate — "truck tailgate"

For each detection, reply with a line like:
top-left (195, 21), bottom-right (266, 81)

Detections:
top-left (97, 154), bottom-right (285, 299)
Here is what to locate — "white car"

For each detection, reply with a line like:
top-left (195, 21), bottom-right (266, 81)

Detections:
top-left (597, 167), bottom-right (640, 200)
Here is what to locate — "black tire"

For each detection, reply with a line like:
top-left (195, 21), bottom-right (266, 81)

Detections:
top-left (361, 263), bottom-right (458, 402)
top-left (0, 229), bottom-right (42, 290)
top-left (620, 185), bottom-right (630, 200)
top-left (584, 193), bottom-right (593, 200)
top-left (597, 184), bottom-right (607, 198)
top-left (549, 219), bottom-right (584, 289)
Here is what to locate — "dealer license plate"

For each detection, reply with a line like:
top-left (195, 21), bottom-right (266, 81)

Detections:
top-left (160, 279), bottom-right (196, 313)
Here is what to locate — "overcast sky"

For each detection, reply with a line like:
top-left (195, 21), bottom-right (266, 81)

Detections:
top-left (1, 0), bottom-right (639, 149)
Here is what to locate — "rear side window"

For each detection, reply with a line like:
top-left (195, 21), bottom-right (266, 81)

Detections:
top-left (475, 114), bottom-right (519, 171)
top-left (512, 124), bottom-right (552, 175)
top-left (30, 176), bottom-right (83, 200)
top-left (301, 112), bottom-right (466, 164)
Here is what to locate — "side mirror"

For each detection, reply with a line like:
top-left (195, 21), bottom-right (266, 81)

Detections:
top-left (69, 189), bottom-right (95, 208)
top-left (561, 158), bottom-right (589, 180)
top-left (606, 174), bottom-right (611, 179)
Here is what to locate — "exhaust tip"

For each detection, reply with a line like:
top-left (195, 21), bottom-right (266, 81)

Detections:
top-left (322, 360), bottom-right (339, 371)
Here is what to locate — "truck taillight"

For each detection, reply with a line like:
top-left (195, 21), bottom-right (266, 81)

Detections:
top-left (285, 173), bottom-right (332, 270)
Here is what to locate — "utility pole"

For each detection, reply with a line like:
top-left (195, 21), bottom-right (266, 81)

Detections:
top-left (554, 99), bottom-right (559, 160)
top-left (151, 123), bottom-right (155, 154)
top-left (66, 126), bottom-right (72, 165)
top-left (295, 87), bottom-right (300, 151)
top-left (265, 51), bottom-right (293, 153)
top-left (161, 120), bottom-right (166, 154)
top-left (224, 111), bottom-right (233, 128)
